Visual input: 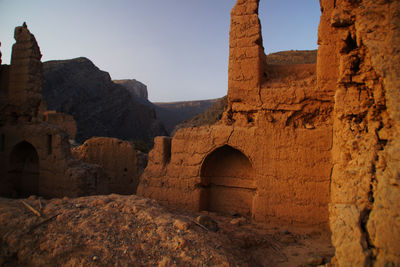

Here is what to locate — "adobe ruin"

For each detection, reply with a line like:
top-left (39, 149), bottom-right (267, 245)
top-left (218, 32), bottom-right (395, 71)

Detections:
top-left (138, 0), bottom-right (333, 227)
top-left (0, 24), bottom-right (109, 198)
top-left (0, 24), bottom-right (150, 199)
top-left (138, 0), bottom-right (400, 265)
top-left (0, 0), bottom-right (398, 265)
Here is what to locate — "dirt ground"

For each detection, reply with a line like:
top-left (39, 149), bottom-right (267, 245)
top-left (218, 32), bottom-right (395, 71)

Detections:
top-left (0, 194), bottom-right (334, 266)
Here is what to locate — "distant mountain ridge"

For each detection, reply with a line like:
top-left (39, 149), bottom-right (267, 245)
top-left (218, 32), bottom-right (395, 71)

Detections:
top-left (42, 57), bottom-right (167, 144)
top-left (153, 99), bottom-right (220, 134)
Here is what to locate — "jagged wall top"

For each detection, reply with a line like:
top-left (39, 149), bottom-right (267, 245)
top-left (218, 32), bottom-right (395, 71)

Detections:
top-left (8, 23), bottom-right (43, 120)
top-left (228, 0), bottom-right (267, 109)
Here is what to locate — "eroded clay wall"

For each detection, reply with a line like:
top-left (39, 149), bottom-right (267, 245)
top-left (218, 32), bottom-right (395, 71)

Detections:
top-left (73, 137), bottom-right (138, 194)
top-left (139, 119), bottom-right (332, 226)
top-left (319, 0), bottom-right (400, 265)
top-left (0, 124), bottom-right (108, 198)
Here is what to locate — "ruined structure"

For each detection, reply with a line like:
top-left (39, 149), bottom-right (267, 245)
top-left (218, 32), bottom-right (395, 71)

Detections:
top-left (138, 0), bottom-right (333, 227)
top-left (138, 0), bottom-right (399, 265)
top-left (72, 137), bottom-right (139, 194)
top-left (0, 24), bottom-right (108, 198)
top-left (0, 1), bottom-right (397, 264)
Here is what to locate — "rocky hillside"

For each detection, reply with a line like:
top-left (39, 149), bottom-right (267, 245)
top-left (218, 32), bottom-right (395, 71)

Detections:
top-left (42, 57), bottom-right (167, 143)
top-left (172, 96), bottom-right (227, 135)
top-left (112, 81), bottom-right (218, 135)
top-left (113, 79), bottom-right (148, 99)
top-left (266, 50), bottom-right (317, 65)
top-left (154, 99), bottom-right (219, 134)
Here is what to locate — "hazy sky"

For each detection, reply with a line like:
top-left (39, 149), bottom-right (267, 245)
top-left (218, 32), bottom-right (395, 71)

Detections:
top-left (0, 0), bottom-right (320, 102)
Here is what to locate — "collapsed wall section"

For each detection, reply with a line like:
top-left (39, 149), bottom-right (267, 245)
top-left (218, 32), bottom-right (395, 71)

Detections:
top-left (73, 137), bottom-right (138, 194)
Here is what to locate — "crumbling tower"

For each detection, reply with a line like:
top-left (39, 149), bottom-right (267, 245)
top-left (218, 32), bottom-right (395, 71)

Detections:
top-left (8, 23), bottom-right (43, 121)
top-left (228, 0), bottom-right (267, 109)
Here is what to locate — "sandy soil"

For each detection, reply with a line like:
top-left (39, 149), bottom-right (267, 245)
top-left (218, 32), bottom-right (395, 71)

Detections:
top-left (0, 194), bottom-right (334, 266)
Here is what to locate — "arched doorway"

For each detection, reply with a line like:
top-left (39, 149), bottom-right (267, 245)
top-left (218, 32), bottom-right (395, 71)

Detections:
top-left (8, 141), bottom-right (39, 198)
top-left (200, 145), bottom-right (255, 217)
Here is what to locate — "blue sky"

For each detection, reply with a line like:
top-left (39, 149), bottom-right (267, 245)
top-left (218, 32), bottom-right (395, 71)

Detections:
top-left (0, 0), bottom-right (320, 102)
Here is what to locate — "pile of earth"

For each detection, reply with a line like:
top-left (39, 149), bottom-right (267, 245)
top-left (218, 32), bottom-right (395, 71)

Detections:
top-left (0, 194), bottom-right (333, 266)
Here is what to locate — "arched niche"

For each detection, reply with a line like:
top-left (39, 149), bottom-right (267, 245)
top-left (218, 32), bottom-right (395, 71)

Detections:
top-left (8, 141), bottom-right (40, 198)
top-left (200, 145), bottom-right (255, 217)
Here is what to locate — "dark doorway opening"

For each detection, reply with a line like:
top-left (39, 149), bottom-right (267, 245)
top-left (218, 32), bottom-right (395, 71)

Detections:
top-left (8, 141), bottom-right (39, 198)
top-left (200, 145), bottom-right (255, 217)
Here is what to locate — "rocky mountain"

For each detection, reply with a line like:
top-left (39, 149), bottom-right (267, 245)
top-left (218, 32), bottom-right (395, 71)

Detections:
top-left (42, 57), bottom-right (167, 144)
top-left (113, 79), bottom-right (148, 99)
top-left (153, 99), bottom-right (220, 134)
top-left (112, 80), bottom-right (219, 135)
